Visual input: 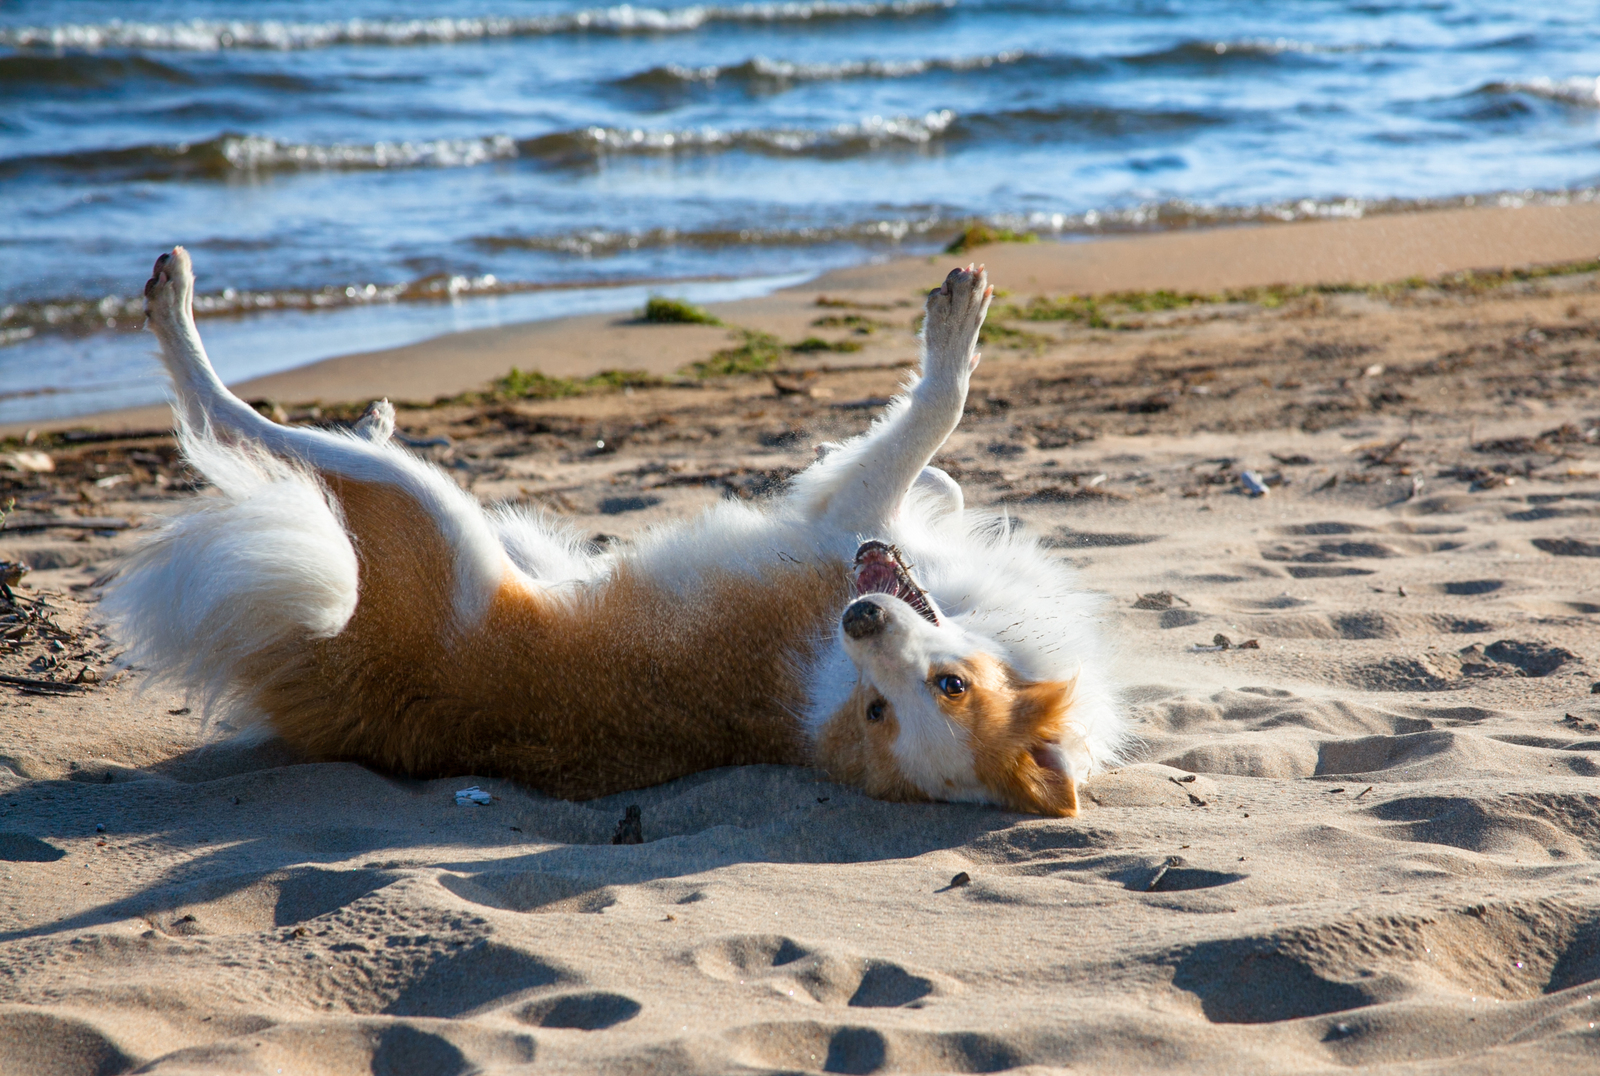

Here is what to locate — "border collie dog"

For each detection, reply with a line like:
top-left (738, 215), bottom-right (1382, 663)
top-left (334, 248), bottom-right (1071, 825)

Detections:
top-left (105, 249), bottom-right (1125, 816)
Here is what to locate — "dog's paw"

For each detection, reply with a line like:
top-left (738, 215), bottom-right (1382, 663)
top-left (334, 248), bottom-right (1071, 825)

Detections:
top-left (354, 398), bottom-right (396, 444)
top-left (142, 247), bottom-right (195, 325)
top-left (922, 264), bottom-right (992, 382)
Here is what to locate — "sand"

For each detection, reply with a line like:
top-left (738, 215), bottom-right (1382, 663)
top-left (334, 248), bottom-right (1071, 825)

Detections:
top-left (3, 204), bottom-right (1600, 1074)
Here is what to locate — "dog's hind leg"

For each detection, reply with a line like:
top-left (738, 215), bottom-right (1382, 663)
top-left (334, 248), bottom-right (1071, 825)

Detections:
top-left (912, 464), bottom-right (963, 517)
top-left (142, 250), bottom-right (393, 460)
top-left (793, 265), bottom-right (990, 533)
top-left (140, 247), bottom-right (512, 618)
top-left (142, 248), bottom-right (279, 444)
top-left (145, 248), bottom-right (402, 458)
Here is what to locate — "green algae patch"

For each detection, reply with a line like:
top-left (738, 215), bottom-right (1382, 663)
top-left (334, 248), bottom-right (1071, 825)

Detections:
top-left (641, 296), bottom-right (723, 325)
top-left (686, 328), bottom-right (784, 378)
top-left (492, 367), bottom-right (664, 400)
top-left (944, 223), bottom-right (1039, 254)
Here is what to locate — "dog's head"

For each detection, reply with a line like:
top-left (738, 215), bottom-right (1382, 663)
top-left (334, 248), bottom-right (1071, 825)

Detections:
top-left (814, 541), bottom-right (1083, 816)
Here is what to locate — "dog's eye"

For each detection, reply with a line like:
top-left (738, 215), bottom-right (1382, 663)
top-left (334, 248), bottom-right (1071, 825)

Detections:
top-left (866, 699), bottom-right (886, 722)
top-left (936, 675), bottom-right (967, 698)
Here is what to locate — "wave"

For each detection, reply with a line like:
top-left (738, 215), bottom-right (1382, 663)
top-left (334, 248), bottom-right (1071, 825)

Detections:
top-left (0, 219), bottom-right (951, 341)
top-left (0, 115), bottom-right (956, 180)
top-left (0, 2), bottom-right (954, 51)
top-left (0, 272), bottom-right (515, 338)
top-left (1476, 77), bottom-right (1600, 109)
top-left (473, 216), bottom-right (947, 255)
top-left (527, 110), bottom-right (957, 161)
top-left (989, 185), bottom-right (1600, 234)
top-left (218, 133), bottom-right (519, 170)
top-left (614, 50), bottom-right (1035, 90)
top-left (958, 103), bottom-right (1222, 140)
top-left (1122, 38), bottom-right (1358, 66)
top-left (2, 103), bottom-right (1237, 181)
top-left (0, 51), bottom-right (196, 90)
top-left (0, 133), bottom-right (522, 180)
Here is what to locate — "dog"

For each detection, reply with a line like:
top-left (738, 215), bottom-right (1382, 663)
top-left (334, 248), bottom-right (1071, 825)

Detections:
top-left (103, 248), bottom-right (1126, 816)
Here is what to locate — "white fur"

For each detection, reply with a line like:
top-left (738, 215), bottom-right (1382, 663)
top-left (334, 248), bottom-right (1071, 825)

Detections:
top-left (109, 251), bottom-right (1126, 805)
top-left (487, 503), bottom-right (599, 584)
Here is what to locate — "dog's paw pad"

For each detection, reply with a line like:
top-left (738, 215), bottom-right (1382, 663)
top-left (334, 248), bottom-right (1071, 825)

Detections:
top-left (142, 247), bottom-right (194, 321)
top-left (921, 264), bottom-right (991, 376)
top-left (142, 253), bottom-right (170, 299)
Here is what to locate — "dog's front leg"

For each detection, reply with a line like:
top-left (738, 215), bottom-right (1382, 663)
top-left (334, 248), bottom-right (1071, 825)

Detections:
top-left (818, 265), bottom-right (991, 533)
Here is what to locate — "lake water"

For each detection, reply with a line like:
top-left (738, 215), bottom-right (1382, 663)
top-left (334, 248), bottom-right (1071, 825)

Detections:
top-left (3, 0), bottom-right (1597, 422)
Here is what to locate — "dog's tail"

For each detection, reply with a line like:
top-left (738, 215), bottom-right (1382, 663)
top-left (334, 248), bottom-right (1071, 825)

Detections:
top-left (98, 428), bottom-right (362, 723)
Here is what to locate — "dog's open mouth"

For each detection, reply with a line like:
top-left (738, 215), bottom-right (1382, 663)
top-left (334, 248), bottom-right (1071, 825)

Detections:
top-left (853, 541), bottom-right (940, 625)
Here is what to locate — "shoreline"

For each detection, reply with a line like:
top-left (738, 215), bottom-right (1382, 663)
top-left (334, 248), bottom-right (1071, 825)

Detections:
top-left (6, 200), bottom-right (1599, 438)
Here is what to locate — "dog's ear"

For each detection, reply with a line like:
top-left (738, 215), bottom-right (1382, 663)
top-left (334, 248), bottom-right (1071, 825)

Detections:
top-left (971, 677), bottom-right (1080, 817)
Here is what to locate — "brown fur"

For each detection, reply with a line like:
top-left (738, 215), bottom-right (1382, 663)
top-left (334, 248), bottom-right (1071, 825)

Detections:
top-left (813, 686), bottom-right (930, 804)
top-left (953, 659), bottom-right (1080, 818)
top-left (244, 476), bottom-right (851, 799)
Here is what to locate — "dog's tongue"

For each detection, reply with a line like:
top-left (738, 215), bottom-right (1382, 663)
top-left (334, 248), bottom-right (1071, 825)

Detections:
top-left (852, 541), bottom-right (941, 625)
top-left (856, 557), bottom-right (899, 595)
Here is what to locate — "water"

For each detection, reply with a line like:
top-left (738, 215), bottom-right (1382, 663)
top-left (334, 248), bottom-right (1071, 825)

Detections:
top-left (3, 0), bottom-right (1598, 422)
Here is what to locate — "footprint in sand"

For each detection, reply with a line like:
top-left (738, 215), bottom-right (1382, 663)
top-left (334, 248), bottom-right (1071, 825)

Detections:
top-left (136, 865), bottom-right (402, 937)
top-left (724, 1022), bottom-right (1018, 1076)
top-left (0, 833), bottom-right (64, 863)
top-left (1438, 579), bottom-right (1505, 595)
top-left (0, 1011), bottom-right (136, 1076)
top-left (1363, 792), bottom-right (1598, 860)
top-left (383, 942), bottom-right (573, 1018)
top-left (438, 870), bottom-right (617, 915)
top-left (1258, 521), bottom-right (1468, 579)
top-left (691, 934), bottom-right (942, 1008)
top-left (1170, 900), bottom-right (1600, 1028)
top-left (513, 991), bottom-right (642, 1030)
top-left (1144, 687), bottom-right (1599, 781)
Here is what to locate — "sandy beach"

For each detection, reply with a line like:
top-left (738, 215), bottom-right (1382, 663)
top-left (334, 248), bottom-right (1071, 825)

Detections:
top-left (4, 204), bottom-right (1600, 1074)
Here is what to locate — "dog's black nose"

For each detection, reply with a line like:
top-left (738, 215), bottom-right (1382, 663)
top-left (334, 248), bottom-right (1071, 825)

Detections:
top-left (842, 599), bottom-right (888, 640)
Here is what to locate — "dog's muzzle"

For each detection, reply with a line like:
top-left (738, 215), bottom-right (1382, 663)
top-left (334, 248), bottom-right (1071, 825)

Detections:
top-left (842, 599), bottom-right (889, 640)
